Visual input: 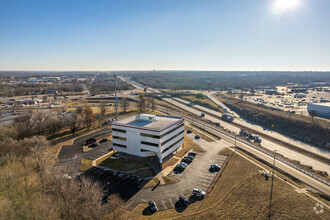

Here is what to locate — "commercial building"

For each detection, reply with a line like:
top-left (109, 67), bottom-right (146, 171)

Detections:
top-left (111, 114), bottom-right (185, 165)
top-left (307, 102), bottom-right (330, 119)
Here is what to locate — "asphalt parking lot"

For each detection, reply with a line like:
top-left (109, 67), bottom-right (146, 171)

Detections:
top-left (125, 134), bottom-right (227, 211)
top-left (82, 166), bottom-right (143, 200)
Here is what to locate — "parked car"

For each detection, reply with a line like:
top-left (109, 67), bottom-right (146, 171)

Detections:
top-left (200, 113), bottom-right (205, 118)
top-left (179, 195), bottom-right (190, 206)
top-left (115, 172), bottom-right (126, 181)
top-left (122, 174), bottom-right (132, 182)
top-left (99, 138), bottom-right (109, 143)
top-left (149, 200), bottom-right (158, 212)
top-left (192, 188), bottom-right (206, 197)
top-left (186, 155), bottom-right (194, 161)
top-left (174, 164), bottom-right (185, 172)
top-left (186, 129), bottom-right (192, 134)
top-left (181, 158), bottom-right (192, 164)
top-left (179, 162), bottom-right (188, 168)
top-left (89, 142), bottom-right (100, 148)
top-left (215, 122), bottom-right (220, 126)
top-left (210, 164), bottom-right (221, 171)
top-left (188, 151), bottom-right (197, 157)
top-left (134, 177), bottom-right (144, 185)
top-left (84, 138), bottom-right (96, 146)
top-left (194, 135), bottom-right (201, 140)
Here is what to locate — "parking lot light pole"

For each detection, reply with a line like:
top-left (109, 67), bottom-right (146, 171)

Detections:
top-left (268, 150), bottom-right (277, 219)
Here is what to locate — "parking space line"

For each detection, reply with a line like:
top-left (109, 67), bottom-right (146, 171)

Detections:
top-left (169, 198), bottom-right (174, 208)
top-left (162, 200), bottom-right (167, 209)
top-left (125, 200), bottom-right (134, 209)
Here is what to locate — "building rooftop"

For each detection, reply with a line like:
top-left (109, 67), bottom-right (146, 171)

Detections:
top-left (112, 114), bottom-right (183, 130)
top-left (309, 102), bottom-right (330, 107)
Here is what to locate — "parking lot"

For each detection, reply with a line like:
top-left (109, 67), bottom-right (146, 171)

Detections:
top-left (125, 134), bottom-right (228, 211)
top-left (82, 166), bottom-right (144, 200)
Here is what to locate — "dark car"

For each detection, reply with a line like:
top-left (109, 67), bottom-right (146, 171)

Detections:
top-left (181, 158), bottom-right (191, 164)
top-left (215, 122), bottom-right (220, 126)
top-left (99, 138), bottom-right (109, 143)
top-left (115, 172), bottom-right (126, 181)
top-left (89, 142), bottom-right (100, 148)
top-left (194, 135), bottom-right (201, 140)
top-left (84, 138), bottom-right (96, 146)
top-left (134, 177), bottom-right (144, 185)
top-left (122, 174), bottom-right (132, 182)
top-left (149, 200), bottom-right (158, 212)
top-left (188, 151), bottom-right (197, 157)
top-left (174, 164), bottom-right (185, 172)
top-left (186, 155), bottom-right (194, 161)
top-left (186, 129), bottom-right (192, 134)
top-left (179, 195), bottom-right (190, 206)
top-left (210, 164), bottom-right (221, 172)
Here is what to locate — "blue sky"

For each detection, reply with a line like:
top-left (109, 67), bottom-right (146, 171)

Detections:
top-left (0, 0), bottom-right (329, 71)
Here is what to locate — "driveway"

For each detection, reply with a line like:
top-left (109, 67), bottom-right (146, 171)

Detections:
top-left (125, 134), bottom-right (227, 211)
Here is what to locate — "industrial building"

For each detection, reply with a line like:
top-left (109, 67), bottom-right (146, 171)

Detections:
top-left (307, 102), bottom-right (330, 119)
top-left (111, 114), bottom-right (185, 165)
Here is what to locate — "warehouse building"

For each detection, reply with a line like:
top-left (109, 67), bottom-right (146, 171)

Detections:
top-left (307, 102), bottom-right (330, 119)
top-left (111, 114), bottom-right (185, 165)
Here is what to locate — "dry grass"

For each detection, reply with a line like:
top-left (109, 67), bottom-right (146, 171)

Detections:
top-left (181, 95), bottom-right (219, 110)
top-left (162, 176), bottom-right (176, 184)
top-left (127, 152), bottom-right (329, 220)
top-left (218, 147), bottom-right (234, 156)
top-left (80, 159), bottom-right (93, 171)
top-left (144, 178), bottom-right (160, 188)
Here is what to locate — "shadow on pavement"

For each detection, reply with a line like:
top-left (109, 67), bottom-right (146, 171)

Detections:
top-left (188, 195), bottom-right (204, 204)
top-left (174, 201), bottom-right (188, 213)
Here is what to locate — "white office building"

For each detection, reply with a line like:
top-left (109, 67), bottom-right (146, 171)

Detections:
top-left (111, 114), bottom-right (185, 164)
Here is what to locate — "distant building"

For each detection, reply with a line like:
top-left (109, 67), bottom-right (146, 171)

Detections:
top-left (111, 114), bottom-right (185, 165)
top-left (47, 90), bottom-right (58, 95)
top-left (264, 89), bottom-right (277, 95)
top-left (276, 86), bottom-right (290, 95)
top-left (307, 102), bottom-right (330, 119)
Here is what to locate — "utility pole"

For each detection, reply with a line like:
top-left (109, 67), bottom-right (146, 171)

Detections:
top-left (268, 150), bottom-right (277, 219)
top-left (114, 74), bottom-right (118, 120)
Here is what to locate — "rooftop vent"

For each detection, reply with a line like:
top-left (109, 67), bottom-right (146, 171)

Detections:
top-left (136, 114), bottom-right (156, 122)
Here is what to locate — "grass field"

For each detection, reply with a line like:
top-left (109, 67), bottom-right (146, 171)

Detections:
top-left (181, 95), bottom-right (219, 110)
top-left (126, 152), bottom-right (329, 219)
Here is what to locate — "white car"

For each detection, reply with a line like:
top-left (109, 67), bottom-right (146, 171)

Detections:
top-left (192, 188), bottom-right (206, 197)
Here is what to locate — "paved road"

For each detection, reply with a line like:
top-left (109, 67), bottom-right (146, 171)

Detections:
top-left (54, 128), bottom-right (112, 176)
top-left (163, 97), bottom-right (330, 173)
top-left (125, 134), bottom-right (227, 211)
top-left (204, 92), bottom-right (330, 160)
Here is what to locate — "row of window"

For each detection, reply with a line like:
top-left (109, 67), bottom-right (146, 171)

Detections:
top-left (112, 128), bottom-right (126, 133)
top-left (161, 130), bottom-right (184, 146)
top-left (162, 137), bottom-right (184, 154)
top-left (113, 136), bottom-right (126, 141)
top-left (141, 141), bottom-right (159, 147)
top-left (113, 143), bottom-right (127, 148)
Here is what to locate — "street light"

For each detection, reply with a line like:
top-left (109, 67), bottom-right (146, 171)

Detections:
top-left (113, 74), bottom-right (118, 120)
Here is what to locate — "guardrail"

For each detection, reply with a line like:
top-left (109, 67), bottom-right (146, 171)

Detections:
top-left (158, 106), bottom-right (330, 187)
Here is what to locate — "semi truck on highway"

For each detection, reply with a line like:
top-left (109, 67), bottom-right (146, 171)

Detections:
top-left (221, 113), bottom-right (234, 122)
top-left (239, 129), bottom-right (262, 143)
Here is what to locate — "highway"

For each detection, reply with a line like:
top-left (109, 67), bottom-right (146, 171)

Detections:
top-left (163, 97), bottom-right (330, 173)
top-left (156, 105), bottom-right (330, 197)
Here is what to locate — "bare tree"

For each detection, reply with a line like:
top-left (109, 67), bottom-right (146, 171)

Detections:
top-left (47, 115), bottom-right (63, 136)
top-left (99, 101), bottom-right (107, 116)
top-left (120, 98), bottom-right (128, 113)
top-left (137, 94), bottom-right (146, 112)
top-left (83, 107), bottom-right (95, 130)
top-left (150, 97), bottom-right (156, 112)
top-left (67, 113), bottom-right (81, 135)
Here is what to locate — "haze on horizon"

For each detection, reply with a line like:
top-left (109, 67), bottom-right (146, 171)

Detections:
top-left (1, 0), bottom-right (330, 71)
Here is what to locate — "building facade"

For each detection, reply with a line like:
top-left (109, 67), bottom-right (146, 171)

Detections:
top-left (111, 114), bottom-right (185, 165)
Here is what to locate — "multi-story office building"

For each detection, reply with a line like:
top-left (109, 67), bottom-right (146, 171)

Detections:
top-left (111, 114), bottom-right (184, 165)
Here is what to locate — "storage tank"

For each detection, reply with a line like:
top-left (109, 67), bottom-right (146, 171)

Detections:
top-left (307, 102), bottom-right (330, 119)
